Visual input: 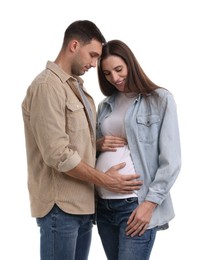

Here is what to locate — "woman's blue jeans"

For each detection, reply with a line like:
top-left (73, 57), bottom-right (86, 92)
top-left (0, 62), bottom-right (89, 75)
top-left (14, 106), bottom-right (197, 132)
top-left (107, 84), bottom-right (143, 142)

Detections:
top-left (36, 204), bottom-right (93, 260)
top-left (96, 197), bottom-right (157, 260)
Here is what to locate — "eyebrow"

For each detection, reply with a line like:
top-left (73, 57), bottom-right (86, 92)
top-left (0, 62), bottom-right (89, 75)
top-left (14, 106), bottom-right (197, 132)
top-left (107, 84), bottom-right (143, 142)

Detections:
top-left (90, 51), bottom-right (101, 57)
top-left (114, 65), bottom-right (122, 69)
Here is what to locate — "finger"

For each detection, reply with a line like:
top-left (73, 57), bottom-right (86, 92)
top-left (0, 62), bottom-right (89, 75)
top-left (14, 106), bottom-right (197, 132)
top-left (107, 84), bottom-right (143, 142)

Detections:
top-left (126, 223), bottom-right (139, 236)
top-left (103, 142), bottom-right (125, 148)
top-left (105, 136), bottom-right (126, 141)
top-left (127, 211), bottom-right (136, 225)
top-left (111, 162), bottom-right (126, 170)
top-left (126, 222), bottom-right (137, 232)
top-left (122, 180), bottom-right (143, 189)
top-left (123, 174), bottom-right (141, 180)
top-left (128, 223), bottom-right (145, 237)
top-left (133, 181), bottom-right (143, 189)
top-left (118, 182), bottom-right (142, 193)
top-left (113, 139), bottom-right (127, 145)
top-left (139, 224), bottom-right (148, 236)
top-left (105, 136), bottom-right (127, 145)
top-left (126, 220), bottom-right (138, 232)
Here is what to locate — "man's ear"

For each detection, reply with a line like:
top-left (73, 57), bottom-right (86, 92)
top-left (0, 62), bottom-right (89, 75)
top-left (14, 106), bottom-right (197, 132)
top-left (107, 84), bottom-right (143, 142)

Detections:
top-left (69, 39), bottom-right (80, 53)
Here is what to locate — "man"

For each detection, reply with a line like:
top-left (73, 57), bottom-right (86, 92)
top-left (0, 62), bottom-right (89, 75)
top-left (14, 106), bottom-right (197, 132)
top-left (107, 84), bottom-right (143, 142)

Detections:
top-left (22, 20), bottom-right (142, 260)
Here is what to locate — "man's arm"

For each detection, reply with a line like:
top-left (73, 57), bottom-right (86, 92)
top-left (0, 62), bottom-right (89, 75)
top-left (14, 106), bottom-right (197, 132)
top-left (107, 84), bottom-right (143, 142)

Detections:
top-left (66, 160), bottom-right (143, 194)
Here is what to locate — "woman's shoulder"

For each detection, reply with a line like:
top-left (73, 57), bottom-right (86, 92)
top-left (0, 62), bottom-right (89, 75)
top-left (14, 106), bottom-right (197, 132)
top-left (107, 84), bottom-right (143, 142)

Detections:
top-left (154, 87), bottom-right (172, 97)
top-left (152, 87), bottom-right (175, 102)
top-left (151, 88), bottom-right (177, 111)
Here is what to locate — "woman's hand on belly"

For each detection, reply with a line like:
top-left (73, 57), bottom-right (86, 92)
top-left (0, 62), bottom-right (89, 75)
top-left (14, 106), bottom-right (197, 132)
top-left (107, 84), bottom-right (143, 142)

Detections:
top-left (96, 136), bottom-right (127, 152)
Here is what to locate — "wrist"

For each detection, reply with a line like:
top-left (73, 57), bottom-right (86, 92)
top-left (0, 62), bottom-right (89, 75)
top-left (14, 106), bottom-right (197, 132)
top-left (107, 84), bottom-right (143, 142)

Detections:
top-left (144, 201), bottom-right (158, 209)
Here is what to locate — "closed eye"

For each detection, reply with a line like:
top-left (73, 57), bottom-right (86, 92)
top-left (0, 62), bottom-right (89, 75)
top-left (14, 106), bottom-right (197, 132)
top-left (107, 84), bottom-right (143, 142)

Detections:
top-left (103, 66), bottom-right (123, 76)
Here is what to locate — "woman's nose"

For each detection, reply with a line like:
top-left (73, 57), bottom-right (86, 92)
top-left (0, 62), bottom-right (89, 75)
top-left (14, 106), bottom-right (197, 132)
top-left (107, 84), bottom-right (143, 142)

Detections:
top-left (111, 72), bottom-right (118, 82)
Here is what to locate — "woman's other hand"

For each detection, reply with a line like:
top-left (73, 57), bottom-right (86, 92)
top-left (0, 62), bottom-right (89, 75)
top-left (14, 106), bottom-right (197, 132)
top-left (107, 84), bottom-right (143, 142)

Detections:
top-left (96, 136), bottom-right (127, 152)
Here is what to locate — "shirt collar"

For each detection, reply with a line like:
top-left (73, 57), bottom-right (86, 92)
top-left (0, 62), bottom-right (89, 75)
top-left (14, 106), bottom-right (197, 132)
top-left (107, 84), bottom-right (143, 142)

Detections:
top-left (46, 61), bottom-right (84, 85)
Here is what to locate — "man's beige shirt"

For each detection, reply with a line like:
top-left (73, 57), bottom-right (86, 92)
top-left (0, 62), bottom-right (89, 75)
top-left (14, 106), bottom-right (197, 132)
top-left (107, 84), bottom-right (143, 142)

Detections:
top-left (22, 61), bottom-right (96, 217)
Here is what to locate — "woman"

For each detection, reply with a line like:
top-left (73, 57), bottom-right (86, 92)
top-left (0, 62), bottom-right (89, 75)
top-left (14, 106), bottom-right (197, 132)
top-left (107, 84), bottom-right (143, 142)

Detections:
top-left (95, 40), bottom-right (181, 260)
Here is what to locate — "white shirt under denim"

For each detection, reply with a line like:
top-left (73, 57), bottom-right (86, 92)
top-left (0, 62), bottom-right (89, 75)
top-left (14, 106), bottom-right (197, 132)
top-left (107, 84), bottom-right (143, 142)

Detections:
top-left (96, 88), bottom-right (181, 229)
top-left (96, 92), bottom-right (137, 199)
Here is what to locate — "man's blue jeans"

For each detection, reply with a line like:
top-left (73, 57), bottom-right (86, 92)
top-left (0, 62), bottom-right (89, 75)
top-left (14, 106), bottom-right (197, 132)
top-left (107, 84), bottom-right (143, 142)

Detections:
top-left (36, 204), bottom-right (93, 260)
top-left (97, 197), bottom-right (157, 260)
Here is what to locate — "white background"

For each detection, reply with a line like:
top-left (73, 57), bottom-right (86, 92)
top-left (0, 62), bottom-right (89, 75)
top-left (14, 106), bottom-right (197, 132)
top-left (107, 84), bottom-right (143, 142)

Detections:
top-left (0, 0), bottom-right (202, 259)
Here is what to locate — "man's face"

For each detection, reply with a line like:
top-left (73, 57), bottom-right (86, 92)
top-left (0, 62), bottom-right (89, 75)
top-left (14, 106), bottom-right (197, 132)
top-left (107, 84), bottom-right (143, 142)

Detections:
top-left (71, 39), bottom-right (103, 76)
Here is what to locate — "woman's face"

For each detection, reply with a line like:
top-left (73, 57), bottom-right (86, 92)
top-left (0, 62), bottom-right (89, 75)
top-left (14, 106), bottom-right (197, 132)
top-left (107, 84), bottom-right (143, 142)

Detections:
top-left (101, 55), bottom-right (128, 92)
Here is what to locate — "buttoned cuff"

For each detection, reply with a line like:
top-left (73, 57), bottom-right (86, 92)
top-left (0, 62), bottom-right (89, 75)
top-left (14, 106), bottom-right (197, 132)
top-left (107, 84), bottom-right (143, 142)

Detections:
top-left (58, 152), bottom-right (81, 172)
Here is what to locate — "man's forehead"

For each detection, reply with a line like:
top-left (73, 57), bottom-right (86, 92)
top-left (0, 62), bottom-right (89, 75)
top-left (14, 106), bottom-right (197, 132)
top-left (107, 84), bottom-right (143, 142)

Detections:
top-left (85, 39), bottom-right (103, 55)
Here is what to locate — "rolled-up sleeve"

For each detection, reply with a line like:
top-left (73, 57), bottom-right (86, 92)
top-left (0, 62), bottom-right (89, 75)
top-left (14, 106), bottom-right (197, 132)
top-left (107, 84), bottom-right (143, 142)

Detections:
top-left (29, 81), bottom-right (81, 172)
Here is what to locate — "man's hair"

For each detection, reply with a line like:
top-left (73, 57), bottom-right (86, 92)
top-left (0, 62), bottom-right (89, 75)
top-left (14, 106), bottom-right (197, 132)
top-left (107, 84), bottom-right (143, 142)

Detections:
top-left (62, 20), bottom-right (106, 48)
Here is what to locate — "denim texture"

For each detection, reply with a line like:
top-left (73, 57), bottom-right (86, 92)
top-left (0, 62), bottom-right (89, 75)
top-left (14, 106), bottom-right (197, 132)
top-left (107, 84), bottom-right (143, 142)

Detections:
top-left (36, 204), bottom-right (93, 260)
top-left (97, 198), bottom-right (156, 260)
top-left (96, 88), bottom-right (181, 228)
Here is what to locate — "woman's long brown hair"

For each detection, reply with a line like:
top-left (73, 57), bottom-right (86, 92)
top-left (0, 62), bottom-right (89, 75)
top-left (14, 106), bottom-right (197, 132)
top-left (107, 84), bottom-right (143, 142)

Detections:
top-left (97, 40), bottom-right (161, 97)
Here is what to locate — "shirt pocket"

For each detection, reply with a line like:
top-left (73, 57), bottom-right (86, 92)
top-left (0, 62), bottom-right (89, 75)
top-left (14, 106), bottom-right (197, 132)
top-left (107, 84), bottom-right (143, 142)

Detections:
top-left (136, 115), bottom-right (160, 143)
top-left (66, 102), bottom-right (88, 131)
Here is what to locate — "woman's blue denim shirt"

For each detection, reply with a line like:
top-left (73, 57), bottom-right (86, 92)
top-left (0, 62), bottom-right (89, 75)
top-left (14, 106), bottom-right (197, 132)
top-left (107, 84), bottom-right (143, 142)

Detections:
top-left (96, 88), bottom-right (181, 229)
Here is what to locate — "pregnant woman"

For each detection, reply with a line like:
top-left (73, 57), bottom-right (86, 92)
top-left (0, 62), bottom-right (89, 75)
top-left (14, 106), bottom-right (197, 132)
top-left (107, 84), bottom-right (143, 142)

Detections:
top-left (95, 40), bottom-right (181, 260)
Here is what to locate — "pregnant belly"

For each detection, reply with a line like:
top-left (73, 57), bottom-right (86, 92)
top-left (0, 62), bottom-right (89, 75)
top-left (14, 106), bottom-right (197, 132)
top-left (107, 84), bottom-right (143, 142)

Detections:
top-left (95, 146), bottom-right (137, 198)
top-left (96, 146), bottom-right (136, 175)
